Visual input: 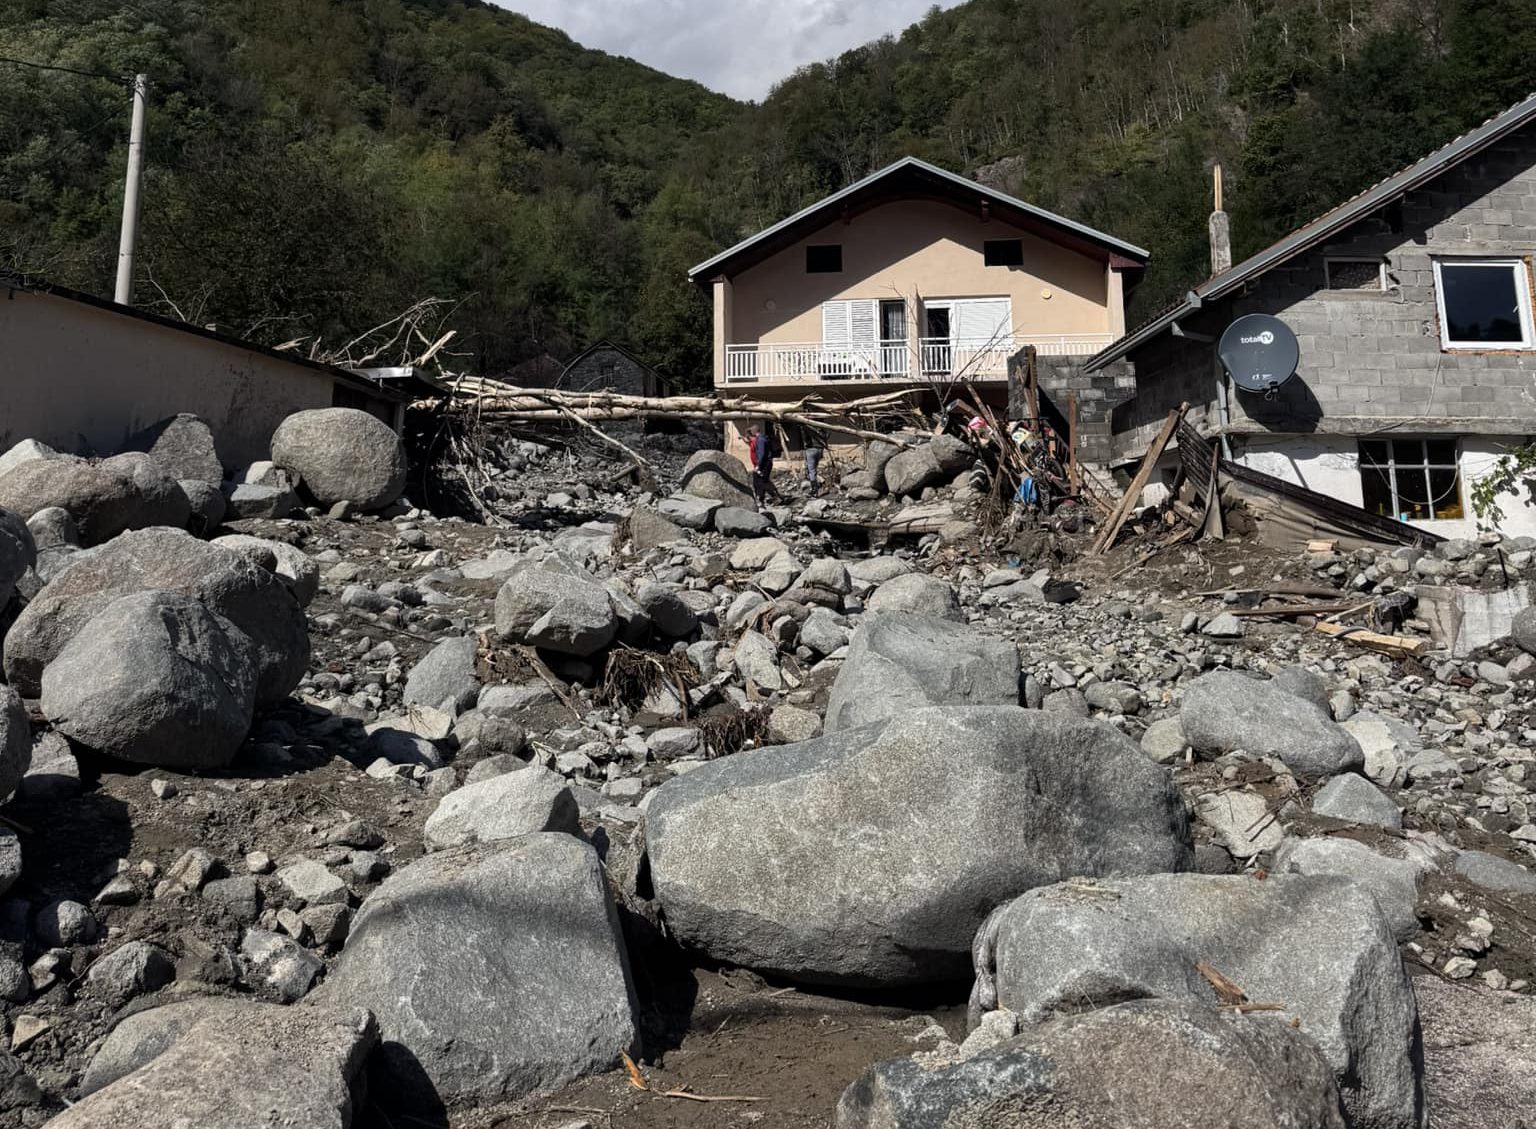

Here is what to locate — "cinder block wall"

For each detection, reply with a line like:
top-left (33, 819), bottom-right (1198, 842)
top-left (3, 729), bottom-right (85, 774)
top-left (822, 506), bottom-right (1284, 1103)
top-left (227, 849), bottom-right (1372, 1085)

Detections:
top-left (1011, 352), bottom-right (1137, 466)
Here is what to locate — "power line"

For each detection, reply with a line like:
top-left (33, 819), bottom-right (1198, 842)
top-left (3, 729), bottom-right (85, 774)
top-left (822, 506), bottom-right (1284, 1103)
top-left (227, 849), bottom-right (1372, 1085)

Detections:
top-left (0, 54), bottom-right (132, 87)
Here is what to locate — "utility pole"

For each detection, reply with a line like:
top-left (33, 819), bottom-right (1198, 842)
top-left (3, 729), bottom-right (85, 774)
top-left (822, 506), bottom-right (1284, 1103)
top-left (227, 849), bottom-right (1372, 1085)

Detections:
top-left (114, 73), bottom-right (147, 306)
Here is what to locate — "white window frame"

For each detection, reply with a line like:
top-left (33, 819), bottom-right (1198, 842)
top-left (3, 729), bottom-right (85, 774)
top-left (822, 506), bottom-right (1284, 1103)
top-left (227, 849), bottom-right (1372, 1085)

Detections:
top-left (1323, 257), bottom-right (1387, 291)
top-left (1432, 257), bottom-right (1536, 350)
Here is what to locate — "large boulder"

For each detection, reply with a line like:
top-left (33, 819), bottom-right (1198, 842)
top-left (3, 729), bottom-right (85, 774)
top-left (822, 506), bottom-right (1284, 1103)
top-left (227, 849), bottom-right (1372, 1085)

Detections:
top-left (0, 456), bottom-right (141, 544)
top-left (826, 614), bottom-right (1018, 732)
top-left (679, 449), bottom-right (754, 508)
top-left (99, 452), bottom-right (192, 531)
top-left (270, 407), bottom-right (407, 511)
top-left (881, 437), bottom-right (971, 498)
top-left (0, 507), bottom-right (36, 607)
top-left (48, 1002), bottom-right (376, 1129)
top-left (0, 688), bottom-right (30, 802)
top-left (1272, 836), bottom-right (1427, 942)
top-left (1180, 670), bottom-right (1364, 776)
top-left (1416, 976), bottom-right (1536, 1129)
top-left (402, 635), bottom-right (480, 711)
top-left (971, 872), bottom-right (1422, 1129)
top-left (122, 413), bottom-right (223, 485)
top-left (494, 560), bottom-right (618, 656)
top-left (212, 534), bottom-right (319, 606)
top-left (317, 834), bottom-right (638, 1108)
top-left (40, 591), bottom-right (261, 769)
top-left (837, 1000), bottom-right (1346, 1129)
top-left (423, 766), bottom-right (579, 849)
top-left (3, 528), bottom-right (309, 705)
top-left (644, 706), bottom-right (1192, 987)
top-left (863, 571), bottom-right (961, 620)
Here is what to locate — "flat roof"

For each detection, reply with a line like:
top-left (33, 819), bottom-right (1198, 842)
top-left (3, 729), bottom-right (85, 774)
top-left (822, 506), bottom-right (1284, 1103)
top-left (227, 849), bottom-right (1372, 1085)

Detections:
top-left (688, 156), bottom-right (1149, 283)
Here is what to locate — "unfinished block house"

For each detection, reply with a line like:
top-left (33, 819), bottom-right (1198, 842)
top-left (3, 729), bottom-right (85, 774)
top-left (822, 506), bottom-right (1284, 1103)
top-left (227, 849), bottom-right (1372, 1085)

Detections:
top-left (1096, 93), bottom-right (1536, 540)
top-left (689, 158), bottom-right (1148, 463)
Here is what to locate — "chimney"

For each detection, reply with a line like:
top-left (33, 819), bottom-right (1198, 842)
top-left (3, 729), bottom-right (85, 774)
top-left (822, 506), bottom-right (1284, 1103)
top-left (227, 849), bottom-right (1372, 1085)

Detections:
top-left (1209, 162), bottom-right (1232, 276)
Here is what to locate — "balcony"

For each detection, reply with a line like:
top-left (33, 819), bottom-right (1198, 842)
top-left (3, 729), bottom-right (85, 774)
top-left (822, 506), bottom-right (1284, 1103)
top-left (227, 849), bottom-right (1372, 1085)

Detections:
top-left (721, 334), bottom-right (1115, 385)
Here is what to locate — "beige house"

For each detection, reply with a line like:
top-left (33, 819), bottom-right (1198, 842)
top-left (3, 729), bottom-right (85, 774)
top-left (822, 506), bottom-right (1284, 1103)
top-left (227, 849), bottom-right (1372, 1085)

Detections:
top-left (689, 157), bottom-right (1148, 460)
top-left (0, 273), bottom-right (405, 469)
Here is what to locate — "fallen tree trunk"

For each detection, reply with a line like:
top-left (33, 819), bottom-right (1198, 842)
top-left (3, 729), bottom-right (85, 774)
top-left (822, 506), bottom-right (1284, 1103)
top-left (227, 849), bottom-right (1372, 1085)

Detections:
top-left (420, 382), bottom-right (924, 448)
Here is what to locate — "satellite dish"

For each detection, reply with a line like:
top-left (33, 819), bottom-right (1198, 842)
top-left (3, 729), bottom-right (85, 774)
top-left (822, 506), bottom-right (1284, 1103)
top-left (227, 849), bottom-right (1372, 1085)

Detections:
top-left (1219, 314), bottom-right (1299, 394)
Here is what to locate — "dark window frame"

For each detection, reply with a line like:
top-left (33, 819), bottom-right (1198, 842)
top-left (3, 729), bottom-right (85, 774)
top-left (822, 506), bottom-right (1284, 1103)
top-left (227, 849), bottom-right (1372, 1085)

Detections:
top-left (984, 238), bottom-right (1025, 267)
top-left (1358, 437), bottom-right (1464, 522)
top-left (806, 245), bottom-right (842, 274)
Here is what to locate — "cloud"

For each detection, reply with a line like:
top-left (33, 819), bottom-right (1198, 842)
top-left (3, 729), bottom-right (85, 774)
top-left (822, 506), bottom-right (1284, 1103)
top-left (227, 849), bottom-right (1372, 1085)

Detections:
top-left (491, 0), bottom-right (959, 101)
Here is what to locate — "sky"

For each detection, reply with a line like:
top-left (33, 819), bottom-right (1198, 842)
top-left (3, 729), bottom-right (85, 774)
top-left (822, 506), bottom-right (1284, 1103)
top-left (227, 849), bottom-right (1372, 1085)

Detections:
top-left (491, 0), bottom-right (961, 101)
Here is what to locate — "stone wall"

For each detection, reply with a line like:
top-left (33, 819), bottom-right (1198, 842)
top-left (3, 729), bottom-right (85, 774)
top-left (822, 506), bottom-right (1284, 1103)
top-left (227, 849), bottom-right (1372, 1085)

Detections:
top-left (1010, 351), bottom-right (1137, 466)
top-left (562, 346), bottom-right (664, 398)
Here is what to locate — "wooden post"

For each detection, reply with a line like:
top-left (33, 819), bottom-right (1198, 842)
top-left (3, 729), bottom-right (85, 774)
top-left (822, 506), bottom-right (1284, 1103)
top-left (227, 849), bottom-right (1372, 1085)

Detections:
top-left (1066, 392), bottom-right (1079, 490)
top-left (1025, 346), bottom-right (1040, 421)
top-left (1091, 404), bottom-right (1186, 555)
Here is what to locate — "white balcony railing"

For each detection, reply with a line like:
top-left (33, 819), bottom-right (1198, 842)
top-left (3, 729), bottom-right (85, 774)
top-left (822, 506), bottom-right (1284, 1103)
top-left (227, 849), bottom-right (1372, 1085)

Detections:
top-left (721, 333), bottom-right (1114, 384)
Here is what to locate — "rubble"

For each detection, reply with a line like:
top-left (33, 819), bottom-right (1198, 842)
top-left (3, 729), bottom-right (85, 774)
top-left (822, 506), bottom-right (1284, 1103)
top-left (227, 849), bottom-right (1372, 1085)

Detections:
top-left (0, 405), bottom-right (1530, 1127)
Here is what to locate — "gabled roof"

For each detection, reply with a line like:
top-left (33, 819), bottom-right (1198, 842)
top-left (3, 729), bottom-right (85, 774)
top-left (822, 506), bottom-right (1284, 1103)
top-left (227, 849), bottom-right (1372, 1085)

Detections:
top-left (1, 271), bottom-right (409, 401)
top-left (562, 339), bottom-right (658, 376)
top-left (1086, 90), bottom-right (1536, 371)
top-left (687, 156), bottom-right (1149, 284)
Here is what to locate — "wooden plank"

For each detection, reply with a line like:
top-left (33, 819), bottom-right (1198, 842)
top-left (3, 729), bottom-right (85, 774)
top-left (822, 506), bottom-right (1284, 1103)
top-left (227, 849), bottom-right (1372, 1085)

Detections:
top-left (1227, 602), bottom-right (1361, 618)
top-left (1202, 445), bottom-right (1225, 540)
top-left (1066, 392), bottom-right (1079, 491)
top-left (1091, 404), bottom-right (1185, 555)
top-left (1314, 621), bottom-right (1429, 658)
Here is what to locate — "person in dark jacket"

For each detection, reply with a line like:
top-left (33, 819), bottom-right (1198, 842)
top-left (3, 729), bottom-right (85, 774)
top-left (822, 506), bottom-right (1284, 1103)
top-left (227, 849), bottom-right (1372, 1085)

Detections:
top-left (747, 424), bottom-right (780, 509)
top-left (802, 427), bottom-right (825, 496)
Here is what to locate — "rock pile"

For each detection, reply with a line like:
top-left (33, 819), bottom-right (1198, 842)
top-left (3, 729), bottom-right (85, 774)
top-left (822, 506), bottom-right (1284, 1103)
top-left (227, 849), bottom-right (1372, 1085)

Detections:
top-left (0, 419), bottom-right (1528, 1128)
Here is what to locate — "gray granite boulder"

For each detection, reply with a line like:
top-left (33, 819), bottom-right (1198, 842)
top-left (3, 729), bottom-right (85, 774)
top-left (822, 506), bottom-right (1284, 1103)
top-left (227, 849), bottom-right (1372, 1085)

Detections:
top-left (645, 706), bottom-right (1192, 987)
top-left (271, 407), bottom-right (407, 511)
top-left (100, 451), bottom-right (192, 531)
top-left (826, 614), bottom-right (1018, 732)
top-left (863, 571), bottom-right (961, 621)
top-left (122, 413), bottom-right (224, 484)
top-left (714, 505), bottom-right (772, 537)
top-left (423, 766), bottom-right (579, 849)
top-left (0, 687), bottom-right (30, 805)
top-left (679, 449), bottom-right (754, 508)
top-left (211, 534), bottom-right (319, 606)
top-left (837, 999), bottom-right (1346, 1129)
top-left (4, 528), bottom-right (309, 705)
top-left (971, 872), bottom-right (1421, 1129)
top-left (1312, 772), bottom-right (1401, 829)
top-left (1180, 670), bottom-right (1364, 776)
top-left (40, 591), bottom-right (261, 769)
top-left (1272, 837), bottom-right (1427, 942)
top-left (318, 834), bottom-right (638, 1108)
top-left (0, 508), bottom-right (35, 607)
top-left (494, 561), bottom-right (618, 656)
top-left (51, 1002), bottom-right (375, 1129)
top-left (402, 635), bottom-right (480, 711)
top-left (0, 456), bottom-right (142, 544)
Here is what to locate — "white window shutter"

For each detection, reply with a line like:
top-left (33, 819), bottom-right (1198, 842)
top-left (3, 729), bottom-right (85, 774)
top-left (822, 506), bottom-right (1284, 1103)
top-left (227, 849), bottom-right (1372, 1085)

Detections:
top-left (954, 298), bottom-right (1011, 341)
top-left (821, 300), bottom-right (852, 347)
top-left (850, 299), bottom-right (878, 347)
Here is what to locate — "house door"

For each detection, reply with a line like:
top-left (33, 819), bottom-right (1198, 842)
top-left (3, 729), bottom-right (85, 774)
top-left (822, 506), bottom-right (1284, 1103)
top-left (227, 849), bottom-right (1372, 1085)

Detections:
top-left (923, 304), bottom-right (951, 375)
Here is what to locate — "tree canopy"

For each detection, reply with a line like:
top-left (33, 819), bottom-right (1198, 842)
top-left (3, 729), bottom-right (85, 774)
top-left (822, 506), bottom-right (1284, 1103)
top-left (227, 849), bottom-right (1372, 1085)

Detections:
top-left (3, 0), bottom-right (1533, 391)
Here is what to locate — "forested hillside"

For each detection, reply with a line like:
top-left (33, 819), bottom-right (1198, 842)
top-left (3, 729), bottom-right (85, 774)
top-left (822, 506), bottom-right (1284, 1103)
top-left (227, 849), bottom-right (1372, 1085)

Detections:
top-left (4, 0), bottom-right (1535, 388)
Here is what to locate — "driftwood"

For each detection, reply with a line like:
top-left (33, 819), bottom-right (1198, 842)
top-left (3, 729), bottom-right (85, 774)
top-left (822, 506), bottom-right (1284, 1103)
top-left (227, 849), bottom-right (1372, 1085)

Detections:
top-left (1314, 621), bottom-right (1429, 658)
top-left (420, 380), bottom-right (923, 448)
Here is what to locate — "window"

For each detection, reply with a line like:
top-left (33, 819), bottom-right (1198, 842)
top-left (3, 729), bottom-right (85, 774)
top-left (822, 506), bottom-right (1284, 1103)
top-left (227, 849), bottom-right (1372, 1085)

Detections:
top-left (1358, 438), bottom-right (1464, 521)
top-left (1433, 259), bottom-right (1534, 348)
top-left (984, 239), bottom-right (1024, 267)
top-left (806, 245), bottom-right (842, 273)
top-left (1325, 259), bottom-right (1385, 291)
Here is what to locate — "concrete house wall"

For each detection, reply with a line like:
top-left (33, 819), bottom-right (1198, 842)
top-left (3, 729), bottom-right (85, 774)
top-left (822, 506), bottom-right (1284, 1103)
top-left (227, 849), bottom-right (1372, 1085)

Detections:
top-left (724, 198), bottom-right (1121, 357)
top-left (0, 284), bottom-right (398, 470)
top-left (1113, 124), bottom-right (1536, 539)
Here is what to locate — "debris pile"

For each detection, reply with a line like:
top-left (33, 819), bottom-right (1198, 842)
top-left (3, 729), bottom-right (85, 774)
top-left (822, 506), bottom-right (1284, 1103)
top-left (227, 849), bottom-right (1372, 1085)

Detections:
top-left (0, 400), bottom-right (1528, 1128)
